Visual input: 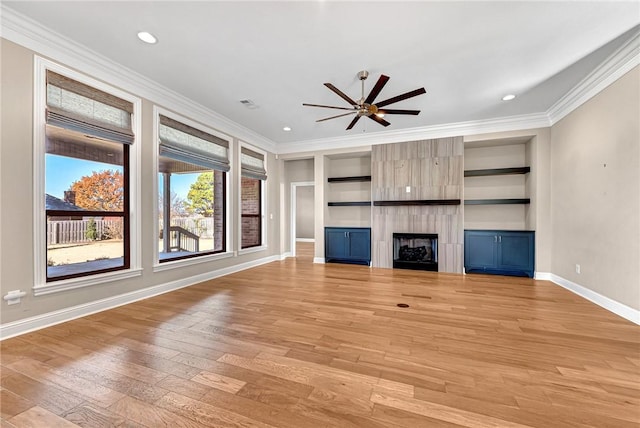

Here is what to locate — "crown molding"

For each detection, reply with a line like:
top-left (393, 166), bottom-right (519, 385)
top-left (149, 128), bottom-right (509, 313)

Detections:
top-left (277, 112), bottom-right (551, 154)
top-left (0, 5), bottom-right (277, 153)
top-left (547, 27), bottom-right (640, 125)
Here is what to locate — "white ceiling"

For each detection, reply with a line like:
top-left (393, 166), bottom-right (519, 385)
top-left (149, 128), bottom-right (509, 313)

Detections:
top-left (5, 1), bottom-right (640, 148)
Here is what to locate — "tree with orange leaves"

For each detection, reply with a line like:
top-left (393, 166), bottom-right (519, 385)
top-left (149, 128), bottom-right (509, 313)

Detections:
top-left (69, 170), bottom-right (124, 211)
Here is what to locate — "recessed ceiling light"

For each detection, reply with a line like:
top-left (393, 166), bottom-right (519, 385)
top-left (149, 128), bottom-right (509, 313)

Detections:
top-left (502, 94), bottom-right (516, 101)
top-left (283, 126), bottom-right (292, 132)
top-left (137, 31), bottom-right (157, 44)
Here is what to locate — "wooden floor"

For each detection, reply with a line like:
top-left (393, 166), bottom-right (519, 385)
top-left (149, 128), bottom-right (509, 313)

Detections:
top-left (1, 254), bottom-right (638, 427)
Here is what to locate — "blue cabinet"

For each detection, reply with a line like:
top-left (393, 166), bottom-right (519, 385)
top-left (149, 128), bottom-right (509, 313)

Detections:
top-left (464, 230), bottom-right (534, 278)
top-left (325, 227), bottom-right (371, 265)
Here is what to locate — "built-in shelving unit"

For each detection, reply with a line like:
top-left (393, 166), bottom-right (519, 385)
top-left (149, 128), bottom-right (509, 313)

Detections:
top-left (464, 167), bottom-right (531, 205)
top-left (327, 175), bottom-right (372, 207)
top-left (463, 138), bottom-right (533, 231)
top-left (325, 154), bottom-right (372, 228)
top-left (462, 137), bottom-right (537, 277)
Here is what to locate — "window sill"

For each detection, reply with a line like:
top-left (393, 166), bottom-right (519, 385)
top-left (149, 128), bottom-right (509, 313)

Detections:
top-left (238, 245), bottom-right (267, 256)
top-left (153, 251), bottom-right (234, 272)
top-left (33, 268), bottom-right (143, 296)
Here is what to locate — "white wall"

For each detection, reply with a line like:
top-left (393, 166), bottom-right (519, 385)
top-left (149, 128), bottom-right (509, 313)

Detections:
top-left (550, 65), bottom-right (639, 310)
top-left (296, 186), bottom-right (315, 239)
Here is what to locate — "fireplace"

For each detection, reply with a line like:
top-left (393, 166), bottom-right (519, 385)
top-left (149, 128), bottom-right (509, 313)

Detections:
top-left (393, 233), bottom-right (438, 271)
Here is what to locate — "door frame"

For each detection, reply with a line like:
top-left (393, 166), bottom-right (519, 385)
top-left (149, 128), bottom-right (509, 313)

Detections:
top-left (290, 181), bottom-right (315, 257)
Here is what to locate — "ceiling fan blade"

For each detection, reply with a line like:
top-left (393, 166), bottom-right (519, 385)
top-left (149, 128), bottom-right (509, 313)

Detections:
top-left (324, 83), bottom-right (358, 106)
top-left (302, 103), bottom-right (355, 111)
top-left (368, 114), bottom-right (391, 127)
top-left (364, 74), bottom-right (390, 105)
top-left (378, 109), bottom-right (421, 115)
top-left (316, 111), bottom-right (357, 122)
top-left (346, 115), bottom-right (361, 130)
top-left (375, 87), bottom-right (426, 108)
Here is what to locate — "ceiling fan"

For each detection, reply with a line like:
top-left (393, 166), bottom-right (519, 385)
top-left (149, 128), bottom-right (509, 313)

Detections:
top-left (303, 70), bottom-right (426, 130)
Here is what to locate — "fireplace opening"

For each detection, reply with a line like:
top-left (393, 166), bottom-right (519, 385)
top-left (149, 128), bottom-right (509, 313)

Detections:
top-left (393, 233), bottom-right (438, 271)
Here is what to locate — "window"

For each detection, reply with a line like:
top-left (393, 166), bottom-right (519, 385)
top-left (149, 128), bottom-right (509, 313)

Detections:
top-left (157, 113), bottom-right (229, 262)
top-left (240, 146), bottom-right (267, 249)
top-left (44, 70), bottom-right (135, 282)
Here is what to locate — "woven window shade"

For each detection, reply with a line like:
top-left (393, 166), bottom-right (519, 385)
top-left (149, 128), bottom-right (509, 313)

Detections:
top-left (46, 71), bottom-right (134, 145)
top-left (159, 115), bottom-right (230, 172)
top-left (241, 147), bottom-right (267, 180)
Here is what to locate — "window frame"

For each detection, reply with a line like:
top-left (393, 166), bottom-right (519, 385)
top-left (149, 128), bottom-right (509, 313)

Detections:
top-left (152, 106), bottom-right (233, 272)
top-left (238, 142), bottom-right (267, 254)
top-left (33, 57), bottom-right (142, 296)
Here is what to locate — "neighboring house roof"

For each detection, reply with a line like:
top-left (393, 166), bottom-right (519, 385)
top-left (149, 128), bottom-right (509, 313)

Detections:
top-left (45, 194), bottom-right (86, 211)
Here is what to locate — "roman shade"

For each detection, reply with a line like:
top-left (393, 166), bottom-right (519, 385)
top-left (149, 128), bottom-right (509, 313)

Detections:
top-left (241, 147), bottom-right (267, 180)
top-left (46, 71), bottom-right (134, 145)
top-left (159, 115), bottom-right (230, 172)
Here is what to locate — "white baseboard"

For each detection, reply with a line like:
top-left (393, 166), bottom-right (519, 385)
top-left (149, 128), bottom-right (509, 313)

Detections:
top-left (295, 238), bottom-right (315, 243)
top-left (534, 271), bottom-right (552, 280)
top-left (313, 257), bottom-right (325, 264)
top-left (0, 254), bottom-right (281, 340)
top-left (280, 252), bottom-right (292, 260)
top-left (548, 274), bottom-right (639, 325)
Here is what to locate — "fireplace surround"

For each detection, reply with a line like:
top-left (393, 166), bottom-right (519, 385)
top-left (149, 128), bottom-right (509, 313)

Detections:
top-left (393, 233), bottom-right (438, 271)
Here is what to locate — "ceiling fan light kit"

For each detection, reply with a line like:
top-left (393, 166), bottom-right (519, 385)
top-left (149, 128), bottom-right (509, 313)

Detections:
top-left (303, 70), bottom-right (426, 130)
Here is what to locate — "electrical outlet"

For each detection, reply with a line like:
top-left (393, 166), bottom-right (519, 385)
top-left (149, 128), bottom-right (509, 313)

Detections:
top-left (405, 186), bottom-right (411, 193)
top-left (575, 264), bottom-right (581, 274)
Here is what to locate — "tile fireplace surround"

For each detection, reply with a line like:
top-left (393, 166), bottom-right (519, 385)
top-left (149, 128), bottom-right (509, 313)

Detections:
top-left (371, 137), bottom-right (464, 273)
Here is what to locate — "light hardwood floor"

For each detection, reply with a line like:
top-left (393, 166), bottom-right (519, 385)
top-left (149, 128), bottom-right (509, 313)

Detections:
top-left (1, 258), bottom-right (638, 427)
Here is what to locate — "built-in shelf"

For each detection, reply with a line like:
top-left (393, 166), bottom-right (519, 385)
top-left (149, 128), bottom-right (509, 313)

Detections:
top-left (464, 199), bottom-right (530, 205)
top-left (464, 167), bottom-right (530, 177)
top-left (373, 199), bottom-right (461, 206)
top-left (328, 201), bottom-right (371, 207)
top-left (328, 175), bottom-right (372, 183)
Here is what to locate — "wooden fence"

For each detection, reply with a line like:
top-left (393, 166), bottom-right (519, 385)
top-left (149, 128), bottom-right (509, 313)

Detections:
top-left (47, 219), bottom-right (123, 245)
top-left (47, 217), bottom-right (213, 246)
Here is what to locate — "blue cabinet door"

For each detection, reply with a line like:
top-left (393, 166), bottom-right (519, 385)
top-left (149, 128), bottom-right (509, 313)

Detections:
top-left (347, 229), bottom-right (371, 262)
top-left (325, 229), bottom-right (348, 259)
top-left (464, 231), bottom-right (498, 270)
top-left (498, 232), bottom-right (534, 276)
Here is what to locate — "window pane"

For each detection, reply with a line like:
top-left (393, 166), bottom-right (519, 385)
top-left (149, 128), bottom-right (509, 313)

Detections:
top-left (46, 129), bottom-right (127, 280)
top-left (158, 166), bottom-right (225, 262)
top-left (45, 138), bottom-right (124, 212)
top-left (241, 177), bottom-right (261, 248)
top-left (47, 215), bottom-right (124, 279)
